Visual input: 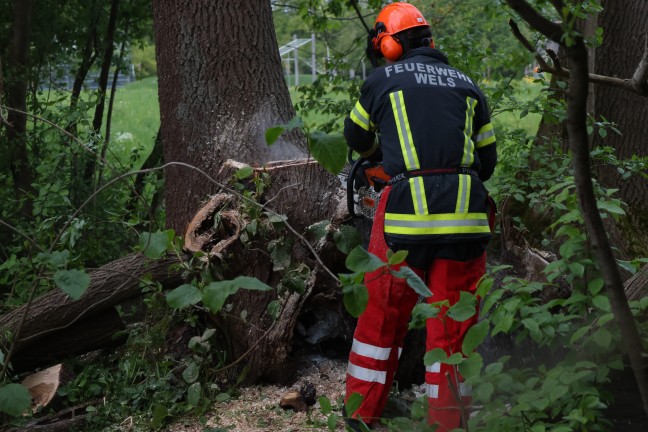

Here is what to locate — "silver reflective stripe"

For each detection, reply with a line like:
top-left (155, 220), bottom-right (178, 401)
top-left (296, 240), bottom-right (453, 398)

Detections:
top-left (475, 128), bottom-right (494, 143)
top-left (398, 347), bottom-right (403, 359)
top-left (460, 382), bottom-right (472, 396)
top-left (426, 362), bottom-right (441, 373)
top-left (426, 384), bottom-right (439, 399)
top-left (351, 338), bottom-right (391, 360)
top-left (347, 362), bottom-right (387, 384)
top-left (385, 218), bottom-right (490, 228)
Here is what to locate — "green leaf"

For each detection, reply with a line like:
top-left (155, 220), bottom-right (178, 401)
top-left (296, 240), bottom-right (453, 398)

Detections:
top-left (231, 276), bottom-right (273, 291)
top-left (306, 220), bottom-right (330, 243)
top-left (409, 303), bottom-right (440, 329)
top-left (346, 246), bottom-right (385, 273)
top-left (318, 396), bottom-right (332, 414)
top-left (587, 278), bottom-right (604, 295)
top-left (308, 131), bottom-right (347, 175)
top-left (345, 392), bottom-right (363, 417)
top-left (235, 165), bottom-right (254, 180)
top-left (474, 382), bottom-right (494, 402)
top-left (423, 348), bottom-right (447, 366)
top-left (182, 361), bottom-right (200, 384)
top-left (0, 384), bottom-right (31, 416)
top-left (387, 250), bottom-right (408, 265)
top-left (215, 393), bottom-right (231, 402)
top-left (268, 300), bottom-right (280, 320)
top-left (475, 276), bottom-right (494, 298)
top-left (462, 320), bottom-right (489, 354)
top-left (138, 230), bottom-right (174, 259)
top-left (334, 225), bottom-right (361, 254)
top-left (203, 281), bottom-right (239, 313)
top-left (203, 276), bottom-right (272, 314)
top-left (166, 284), bottom-right (202, 309)
top-left (150, 404), bottom-right (168, 429)
top-left (342, 284), bottom-right (368, 317)
top-left (265, 126), bottom-right (285, 146)
top-left (458, 352), bottom-right (483, 379)
top-left (53, 269), bottom-right (90, 300)
top-left (446, 292), bottom-right (477, 322)
top-left (327, 413), bottom-right (338, 431)
top-left (187, 382), bottom-right (201, 406)
top-left (391, 266), bottom-right (431, 297)
top-left (593, 328), bottom-right (612, 348)
top-left (592, 295), bottom-right (611, 312)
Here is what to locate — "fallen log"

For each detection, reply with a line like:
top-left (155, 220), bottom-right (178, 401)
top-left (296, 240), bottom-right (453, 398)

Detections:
top-left (0, 253), bottom-right (184, 372)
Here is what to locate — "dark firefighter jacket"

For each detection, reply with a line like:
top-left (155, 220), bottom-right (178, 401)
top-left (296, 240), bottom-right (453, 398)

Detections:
top-left (344, 47), bottom-right (497, 245)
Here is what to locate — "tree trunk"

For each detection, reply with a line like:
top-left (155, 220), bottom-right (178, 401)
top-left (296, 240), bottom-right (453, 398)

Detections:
top-left (152, 0), bottom-right (307, 234)
top-left (592, 0), bottom-right (648, 255)
top-left (189, 159), bottom-right (346, 383)
top-left (6, 0), bottom-right (34, 215)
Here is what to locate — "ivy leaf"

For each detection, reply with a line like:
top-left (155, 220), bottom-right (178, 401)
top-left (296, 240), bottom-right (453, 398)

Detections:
top-left (138, 230), bottom-right (174, 259)
top-left (308, 131), bottom-right (347, 175)
top-left (446, 292), bottom-right (477, 322)
top-left (166, 284), bottom-right (202, 309)
top-left (231, 276), bottom-right (273, 291)
top-left (334, 225), bottom-right (361, 254)
top-left (474, 382), bottom-right (494, 402)
top-left (53, 269), bottom-right (90, 300)
top-left (306, 220), bottom-right (330, 243)
top-left (462, 320), bottom-right (489, 354)
top-left (342, 283), bottom-right (368, 317)
top-left (182, 361), bottom-right (200, 384)
top-left (345, 246), bottom-right (385, 273)
top-left (187, 382), bottom-right (201, 406)
top-left (0, 384), bottom-right (31, 416)
top-left (391, 266), bottom-right (431, 297)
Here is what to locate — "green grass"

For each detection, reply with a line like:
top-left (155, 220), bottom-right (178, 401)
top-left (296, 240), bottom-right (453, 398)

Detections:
top-left (105, 77), bottom-right (160, 168)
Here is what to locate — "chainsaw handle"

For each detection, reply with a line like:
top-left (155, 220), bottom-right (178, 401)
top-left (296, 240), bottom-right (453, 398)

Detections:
top-left (347, 156), bottom-right (367, 218)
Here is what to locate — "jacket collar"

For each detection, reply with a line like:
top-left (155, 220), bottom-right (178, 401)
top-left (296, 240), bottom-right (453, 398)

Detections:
top-left (401, 47), bottom-right (449, 65)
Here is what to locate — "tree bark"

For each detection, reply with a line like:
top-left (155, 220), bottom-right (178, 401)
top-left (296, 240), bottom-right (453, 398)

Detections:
top-left (152, 0), bottom-right (307, 234)
top-left (0, 253), bottom-right (184, 371)
top-left (6, 0), bottom-right (34, 215)
top-left (591, 0), bottom-right (648, 256)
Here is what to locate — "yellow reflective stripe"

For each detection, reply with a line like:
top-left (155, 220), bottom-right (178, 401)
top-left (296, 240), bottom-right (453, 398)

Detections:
top-left (462, 97), bottom-right (477, 166)
top-left (390, 91), bottom-right (420, 170)
top-left (455, 174), bottom-right (471, 214)
top-left (350, 101), bottom-right (373, 131)
top-left (409, 177), bottom-right (429, 215)
top-left (476, 123), bottom-right (496, 148)
top-left (384, 212), bottom-right (490, 235)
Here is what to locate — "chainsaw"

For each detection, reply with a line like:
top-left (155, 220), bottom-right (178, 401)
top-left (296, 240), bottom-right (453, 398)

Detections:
top-left (346, 150), bottom-right (390, 219)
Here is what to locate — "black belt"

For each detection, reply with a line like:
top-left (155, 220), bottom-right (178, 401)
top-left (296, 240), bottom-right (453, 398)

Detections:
top-left (388, 167), bottom-right (479, 185)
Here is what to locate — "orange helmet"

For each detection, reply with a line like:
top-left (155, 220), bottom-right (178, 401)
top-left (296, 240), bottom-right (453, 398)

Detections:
top-left (372, 2), bottom-right (433, 62)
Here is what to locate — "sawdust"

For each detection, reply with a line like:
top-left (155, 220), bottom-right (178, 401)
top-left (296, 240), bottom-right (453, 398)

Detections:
top-left (167, 355), bottom-right (384, 432)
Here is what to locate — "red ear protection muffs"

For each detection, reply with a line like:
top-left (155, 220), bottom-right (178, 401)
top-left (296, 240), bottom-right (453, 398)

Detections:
top-left (372, 21), bottom-right (435, 62)
top-left (374, 30), bottom-right (403, 62)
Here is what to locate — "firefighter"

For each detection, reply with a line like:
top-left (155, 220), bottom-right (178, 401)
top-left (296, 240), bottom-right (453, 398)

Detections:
top-left (342, 2), bottom-right (497, 431)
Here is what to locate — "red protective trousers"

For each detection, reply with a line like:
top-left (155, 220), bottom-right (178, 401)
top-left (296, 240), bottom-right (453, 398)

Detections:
top-left (345, 187), bottom-right (486, 431)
